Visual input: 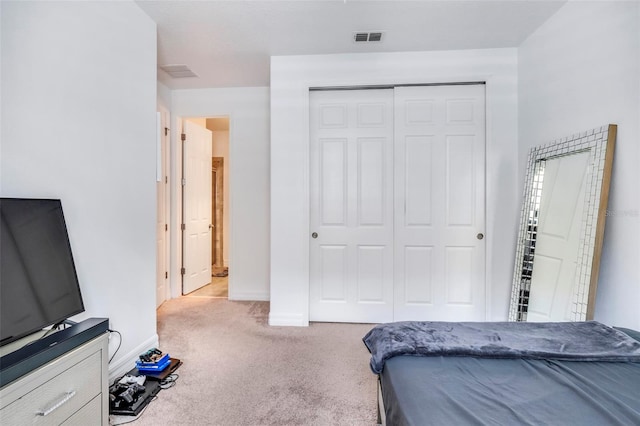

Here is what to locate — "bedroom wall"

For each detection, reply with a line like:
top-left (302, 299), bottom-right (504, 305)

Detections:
top-left (270, 49), bottom-right (520, 326)
top-left (158, 81), bottom-right (172, 114)
top-left (171, 87), bottom-right (270, 301)
top-left (518, 1), bottom-right (640, 330)
top-left (1, 1), bottom-right (158, 379)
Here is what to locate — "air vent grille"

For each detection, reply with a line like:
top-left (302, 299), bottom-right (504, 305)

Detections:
top-left (353, 31), bottom-right (384, 43)
top-left (159, 64), bottom-right (198, 79)
top-left (354, 33), bottom-right (369, 42)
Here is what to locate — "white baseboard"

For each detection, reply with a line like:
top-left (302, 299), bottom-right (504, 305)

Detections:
top-left (268, 312), bottom-right (308, 327)
top-left (228, 291), bottom-right (270, 301)
top-left (107, 334), bottom-right (159, 383)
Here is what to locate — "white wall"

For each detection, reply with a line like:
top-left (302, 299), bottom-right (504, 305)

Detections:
top-left (1, 1), bottom-right (158, 379)
top-left (519, 1), bottom-right (640, 330)
top-left (171, 87), bottom-right (270, 301)
top-left (158, 81), bottom-right (172, 115)
top-left (270, 49), bottom-right (519, 326)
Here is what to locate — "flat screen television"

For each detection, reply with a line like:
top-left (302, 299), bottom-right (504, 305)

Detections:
top-left (0, 198), bottom-right (85, 347)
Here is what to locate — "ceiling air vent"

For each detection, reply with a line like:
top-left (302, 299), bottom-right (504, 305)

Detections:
top-left (353, 31), bottom-right (384, 43)
top-left (159, 64), bottom-right (198, 79)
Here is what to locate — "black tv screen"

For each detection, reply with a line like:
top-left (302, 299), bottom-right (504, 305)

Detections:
top-left (0, 198), bottom-right (85, 346)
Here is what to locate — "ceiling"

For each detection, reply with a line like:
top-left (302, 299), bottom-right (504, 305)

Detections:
top-left (136, 0), bottom-right (567, 90)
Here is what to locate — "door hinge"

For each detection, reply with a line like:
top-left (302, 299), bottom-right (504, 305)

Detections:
top-left (165, 224), bottom-right (168, 231)
top-left (165, 176), bottom-right (168, 184)
top-left (181, 178), bottom-right (186, 186)
top-left (181, 267), bottom-right (186, 275)
top-left (164, 127), bottom-right (169, 136)
top-left (181, 224), bottom-right (185, 231)
top-left (165, 271), bottom-right (168, 279)
top-left (181, 133), bottom-right (186, 142)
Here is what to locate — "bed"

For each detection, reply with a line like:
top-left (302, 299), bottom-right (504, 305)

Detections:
top-left (363, 321), bottom-right (640, 425)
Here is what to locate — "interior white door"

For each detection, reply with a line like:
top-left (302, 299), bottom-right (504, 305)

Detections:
top-left (156, 111), bottom-right (169, 307)
top-left (182, 120), bottom-right (213, 294)
top-left (309, 89), bottom-right (395, 323)
top-left (393, 85), bottom-right (486, 321)
top-left (527, 152), bottom-right (590, 321)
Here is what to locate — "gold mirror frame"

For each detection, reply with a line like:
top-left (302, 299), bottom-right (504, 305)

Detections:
top-left (509, 124), bottom-right (616, 321)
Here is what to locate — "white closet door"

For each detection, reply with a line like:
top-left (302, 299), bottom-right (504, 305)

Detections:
top-left (393, 85), bottom-right (486, 321)
top-left (309, 89), bottom-right (395, 323)
top-left (527, 152), bottom-right (590, 322)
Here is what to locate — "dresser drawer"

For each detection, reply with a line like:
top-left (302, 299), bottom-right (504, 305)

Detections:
top-left (0, 350), bottom-right (102, 425)
top-left (61, 394), bottom-right (102, 426)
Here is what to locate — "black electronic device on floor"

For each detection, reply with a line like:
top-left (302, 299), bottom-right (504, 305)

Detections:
top-left (109, 379), bottom-right (161, 416)
top-left (109, 357), bottom-right (182, 416)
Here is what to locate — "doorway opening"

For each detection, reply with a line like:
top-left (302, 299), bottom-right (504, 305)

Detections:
top-left (182, 116), bottom-right (230, 299)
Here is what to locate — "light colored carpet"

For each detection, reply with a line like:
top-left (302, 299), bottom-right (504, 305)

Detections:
top-left (124, 297), bottom-right (378, 425)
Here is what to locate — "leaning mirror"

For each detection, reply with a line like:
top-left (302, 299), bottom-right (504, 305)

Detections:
top-left (509, 124), bottom-right (616, 322)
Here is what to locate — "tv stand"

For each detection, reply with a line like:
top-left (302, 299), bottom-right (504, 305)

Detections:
top-left (0, 318), bottom-right (109, 425)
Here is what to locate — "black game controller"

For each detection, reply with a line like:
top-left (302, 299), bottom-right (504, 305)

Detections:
top-left (139, 348), bottom-right (163, 363)
top-left (110, 382), bottom-right (146, 408)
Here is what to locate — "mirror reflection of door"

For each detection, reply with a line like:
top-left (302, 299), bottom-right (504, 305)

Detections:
top-left (527, 151), bottom-right (590, 321)
top-left (211, 157), bottom-right (224, 272)
top-left (510, 124), bottom-right (616, 322)
top-left (206, 117), bottom-right (230, 286)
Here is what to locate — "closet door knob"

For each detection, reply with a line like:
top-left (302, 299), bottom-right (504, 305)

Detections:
top-left (311, 232), bottom-right (318, 239)
top-left (477, 233), bottom-right (484, 240)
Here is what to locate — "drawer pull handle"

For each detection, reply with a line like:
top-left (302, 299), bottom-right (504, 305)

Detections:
top-left (36, 390), bottom-right (77, 417)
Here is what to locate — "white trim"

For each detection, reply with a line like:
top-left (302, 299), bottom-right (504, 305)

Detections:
top-left (229, 291), bottom-right (270, 301)
top-left (156, 108), bottom-right (171, 308)
top-left (227, 115), bottom-right (235, 303)
top-left (304, 80), bottom-right (490, 322)
top-left (170, 114), bottom-right (235, 300)
top-left (169, 114), bottom-right (184, 299)
top-left (268, 313), bottom-right (309, 327)
top-left (301, 88), bottom-right (311, 324)
top-left (483, 79), bottom-right (494, 322)
top-left (170, 111), bottom-right (245, 301)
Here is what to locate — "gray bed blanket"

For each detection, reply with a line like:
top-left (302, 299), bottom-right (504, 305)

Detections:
top-left (363, 321), bottom-right (640, 374)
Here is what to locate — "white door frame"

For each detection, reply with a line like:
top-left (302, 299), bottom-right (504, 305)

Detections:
top-left (308, 84), bottom-right (487, 323)
top-left (302, 80), bottom-right (492, 326)
top-left (156, 110), bottom-right (171, 307)
top-left (168, 115), bottom-right (233, 300)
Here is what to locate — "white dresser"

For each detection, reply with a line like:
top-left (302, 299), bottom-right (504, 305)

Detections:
top-left (0, 333), bottom-right (108, 425)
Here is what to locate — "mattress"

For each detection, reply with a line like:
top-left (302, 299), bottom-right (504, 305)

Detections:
top-left (380, 328), bottom-right (640, 426)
